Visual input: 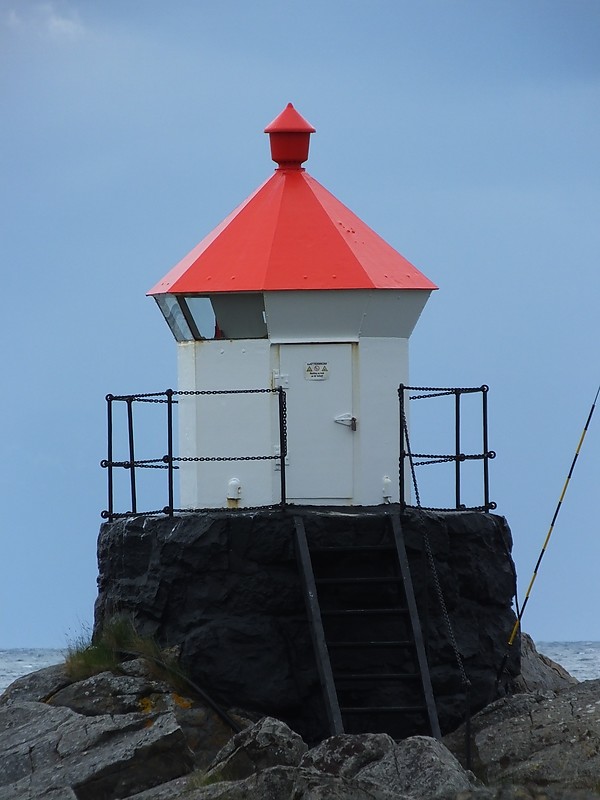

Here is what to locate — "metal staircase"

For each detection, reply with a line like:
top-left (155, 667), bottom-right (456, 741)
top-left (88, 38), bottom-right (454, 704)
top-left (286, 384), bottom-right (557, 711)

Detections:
top-left (294, 512), bottom-right (441, 740)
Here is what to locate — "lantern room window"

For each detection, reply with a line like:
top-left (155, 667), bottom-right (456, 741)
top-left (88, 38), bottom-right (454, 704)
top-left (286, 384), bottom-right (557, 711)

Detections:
top-left (154, 293), bottom-right (267, 341)
top-left (155, 295), bottom-right (194, 342)
top-left (185, 297), bottom-right (217, 338)
top-left (211, 293), bottom-right (267, 339)
top-left (154, 295), bottom-right (214, 341)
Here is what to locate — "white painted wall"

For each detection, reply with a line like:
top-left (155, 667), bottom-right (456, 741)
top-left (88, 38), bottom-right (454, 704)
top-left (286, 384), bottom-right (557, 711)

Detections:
top-left (177, 334), bottom-right (410, 509)
top-left (353, 338), bottom-right (408, 505)
top-left (264, 289), bottom-right (431, 342)
top-left (177, 339), bottom-right (277, 509)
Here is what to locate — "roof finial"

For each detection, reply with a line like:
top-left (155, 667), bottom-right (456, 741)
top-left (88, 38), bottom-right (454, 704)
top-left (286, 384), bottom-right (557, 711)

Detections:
top-left (264, 102), bottom-right (316, 170)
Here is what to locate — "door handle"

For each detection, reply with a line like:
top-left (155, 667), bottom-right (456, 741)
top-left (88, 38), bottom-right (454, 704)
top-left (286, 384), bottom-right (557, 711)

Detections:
top-left (334, 413), bottom-right (357, 431)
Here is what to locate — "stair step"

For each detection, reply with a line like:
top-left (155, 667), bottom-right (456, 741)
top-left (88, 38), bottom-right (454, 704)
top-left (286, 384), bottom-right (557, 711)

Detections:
top-left (309, 545), bottom-right (395, 554)
top-left (321, 608), bottom-right (407, 616)
top-left (334, 673), bottom-right (420, 681)
top-left (316, 576), bottom-right (402, 585)
top-left (294, 512), bottom-right (440, 740)
top-left (340, 706), bottom-right (427, 714)
top-left (328, 640), bottom-right (414, 649)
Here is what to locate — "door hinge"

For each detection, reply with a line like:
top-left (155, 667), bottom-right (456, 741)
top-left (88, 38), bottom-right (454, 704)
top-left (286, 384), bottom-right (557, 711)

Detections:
top-left (273, 445), bottom-right (290, 470)
top-left (272, 370), bottom-right (289, 389)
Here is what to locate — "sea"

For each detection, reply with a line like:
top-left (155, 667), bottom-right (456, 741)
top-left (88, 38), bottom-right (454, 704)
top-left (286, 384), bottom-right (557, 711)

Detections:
top-left (1, 642), bottom-right (600, 694)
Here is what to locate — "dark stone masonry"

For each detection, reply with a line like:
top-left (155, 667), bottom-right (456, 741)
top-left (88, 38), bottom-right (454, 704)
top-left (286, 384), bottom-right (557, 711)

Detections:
top-left (94, 506), bottom-right (520, 743)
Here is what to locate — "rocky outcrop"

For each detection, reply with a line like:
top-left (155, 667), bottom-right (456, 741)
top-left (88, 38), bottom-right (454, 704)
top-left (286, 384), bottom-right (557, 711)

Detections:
top-left (299, 732), bottom-right (475, 798)
top-left (1, 664), bottom-right (599, 799)
top-left (129, 721), bottom-right (478, 800)
top-left (0, 658), bottom-right (243, 799)
top-left (512, 633), bottom-right (579, 693)
top-left (94, 507), bottom-right (520, 740)
top-left (0, 701), bottom-right (192, 800)
top-left (444, 678), bottom-right (600, 793)
top-left (203, 716), bottom-right (308, 782)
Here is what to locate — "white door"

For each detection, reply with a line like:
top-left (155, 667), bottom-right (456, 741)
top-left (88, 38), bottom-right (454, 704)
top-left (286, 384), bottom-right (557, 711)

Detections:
top-left (279, 343), bottom-right (354, 502)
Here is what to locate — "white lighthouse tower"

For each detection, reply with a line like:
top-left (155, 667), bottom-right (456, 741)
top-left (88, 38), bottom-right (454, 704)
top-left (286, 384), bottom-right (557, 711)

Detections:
top-left (148, 103), bottom-right (437, 509)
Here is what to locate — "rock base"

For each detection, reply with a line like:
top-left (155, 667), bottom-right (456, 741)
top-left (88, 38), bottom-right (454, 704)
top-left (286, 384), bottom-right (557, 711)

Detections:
top-left (1, 665), bottom-right (598, 799)
top-left (95, 506), bottom-right (520, 741)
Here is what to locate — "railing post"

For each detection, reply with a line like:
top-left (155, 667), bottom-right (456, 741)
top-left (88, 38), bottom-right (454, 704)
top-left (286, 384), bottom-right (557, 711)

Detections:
top-left (126, 396), bottom-right (137, 514)
top-left (106, 394), bottom-right (114, 522)
top-left (278, 387), bottom-right (287, 505)
top-left (482, 385), bottom-right (490, 511)
top-left (166, 389), bottom-right (174, 516)
top-left (454, 389), bottom-right (461, 509)
top-left (399, 384), bottom-right (406, 509)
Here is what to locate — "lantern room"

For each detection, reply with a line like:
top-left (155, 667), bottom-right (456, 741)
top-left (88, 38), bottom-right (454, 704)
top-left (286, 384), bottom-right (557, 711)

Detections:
top-left (148, 103), bottom-right (437, 509)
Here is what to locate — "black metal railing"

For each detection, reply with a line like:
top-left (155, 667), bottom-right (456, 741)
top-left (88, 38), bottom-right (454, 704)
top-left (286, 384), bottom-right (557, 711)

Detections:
top-left (102, 383), bottom-right (495, 519)
top-left (398, 384), bottom-right (496, 512)
top-left (101, 387), bottom-right (287, 521)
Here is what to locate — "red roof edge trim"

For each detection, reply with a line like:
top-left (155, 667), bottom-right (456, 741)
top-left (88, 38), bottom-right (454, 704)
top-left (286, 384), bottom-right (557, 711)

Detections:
top-left (147, 174), bottom-right (275, 296)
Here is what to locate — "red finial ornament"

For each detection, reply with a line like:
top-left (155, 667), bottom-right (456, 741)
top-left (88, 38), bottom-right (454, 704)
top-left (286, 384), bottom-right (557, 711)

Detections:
top-left (264, 102), bottom-right (316, 169)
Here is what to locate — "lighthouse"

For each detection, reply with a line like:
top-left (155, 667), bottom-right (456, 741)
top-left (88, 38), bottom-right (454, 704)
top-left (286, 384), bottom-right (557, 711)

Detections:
top-left (148, 103), bottom-right (437, 510)
top-left (98, 105), bottom-right (517, 745)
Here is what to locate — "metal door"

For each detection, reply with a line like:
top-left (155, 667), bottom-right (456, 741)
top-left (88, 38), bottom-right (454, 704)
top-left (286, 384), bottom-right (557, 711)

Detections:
top-left (279, 343), bottom-right (354, 501)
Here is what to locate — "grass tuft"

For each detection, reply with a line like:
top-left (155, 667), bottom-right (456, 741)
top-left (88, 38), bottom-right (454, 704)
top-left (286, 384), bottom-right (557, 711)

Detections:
top-left (97, 615), bottom-right (138, 652)
top-left (187, 769), bottom-right (224, 789)
top-left (65, 636), bottom-right (121, 681)
top-left (64, 615), bottom-right (184, 684)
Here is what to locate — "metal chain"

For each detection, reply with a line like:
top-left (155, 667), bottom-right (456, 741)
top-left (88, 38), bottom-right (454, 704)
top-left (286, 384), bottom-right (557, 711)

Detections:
top-left (420, 519), bottom-right (470, 688)
top-left (101, 459), bottom-right (171, 469)
top-left (401, 408), bottom-right (470, 688)
top-left (405, 384), bottom-right (488, 397)
top-left (413, 457), bottom-right (456, 467)
top-left (409, 391), bottom-right (455, 400)
top-left (175, 388), bottom-right (277, 396)
top-left (404, 503), bottom-right (496, 513)
top-left (174, 455), bottom-right (278, 463)
top-left (102, 501), bottom-right (287, 520)
top-left (107, 387), bottom-right (278, 403)
top-left (413, 453), bottom-right (458, 461)
top-left (104, 387), bottom-right (286, 520)
top-left (412, 452), bottom-right (495, 467)
top-left (107, 392), bottom-right (171, 402)
top-left (135, 398), bottom-right (171, 404)
top-left (281, 389), bottom-right (288, 456)
top-left (401, 411), bottom-right (421, 508)
top-left (101, 508), bottom-right (166, 519)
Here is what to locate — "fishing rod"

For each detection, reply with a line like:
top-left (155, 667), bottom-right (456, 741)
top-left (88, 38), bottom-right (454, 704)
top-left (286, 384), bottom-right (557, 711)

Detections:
top-left (496, 382), bottom-right (600, 683)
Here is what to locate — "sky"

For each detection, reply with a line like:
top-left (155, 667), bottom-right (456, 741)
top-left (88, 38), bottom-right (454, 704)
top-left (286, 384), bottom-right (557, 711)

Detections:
top-left (1, 0), bottom-right (599, 648)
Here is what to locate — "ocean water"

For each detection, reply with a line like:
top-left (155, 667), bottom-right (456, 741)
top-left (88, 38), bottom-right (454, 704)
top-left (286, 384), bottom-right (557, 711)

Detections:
top-left (536, 641), bottom-right (600, 682)
top-left (0, 648), bottom-right (65, 694)
top-left (0, 642), bottom-right (599, 695)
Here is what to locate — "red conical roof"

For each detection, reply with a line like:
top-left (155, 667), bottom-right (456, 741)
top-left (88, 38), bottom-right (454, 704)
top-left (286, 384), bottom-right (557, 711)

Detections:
top-left (148, 105), bottom-right (437, 296)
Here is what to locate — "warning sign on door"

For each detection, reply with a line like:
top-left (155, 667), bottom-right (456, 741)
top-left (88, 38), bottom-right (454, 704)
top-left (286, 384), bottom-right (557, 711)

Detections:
top-left (305, 362), bottom-right (329, 381)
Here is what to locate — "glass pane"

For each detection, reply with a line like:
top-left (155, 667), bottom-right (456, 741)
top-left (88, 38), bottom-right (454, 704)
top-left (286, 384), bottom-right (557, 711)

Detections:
top-left (185, 297), bottom-right (217, 339)
top-left (211, 293), bottom-right (267, 339)
top-left (154, 296), bottom-right (193, 342)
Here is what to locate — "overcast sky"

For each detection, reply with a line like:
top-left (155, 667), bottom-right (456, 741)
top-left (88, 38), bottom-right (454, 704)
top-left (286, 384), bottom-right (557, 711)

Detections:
top-left (1, 0), bottom-right (599, 649)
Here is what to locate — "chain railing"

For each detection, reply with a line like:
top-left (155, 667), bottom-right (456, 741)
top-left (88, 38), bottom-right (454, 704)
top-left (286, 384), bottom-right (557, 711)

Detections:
top-left (102, 383), bottom-right (494, 519)
top-left (101, 387), bottom-right (287, 521)
top-left (398, 385), bottom-right (496, 512)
